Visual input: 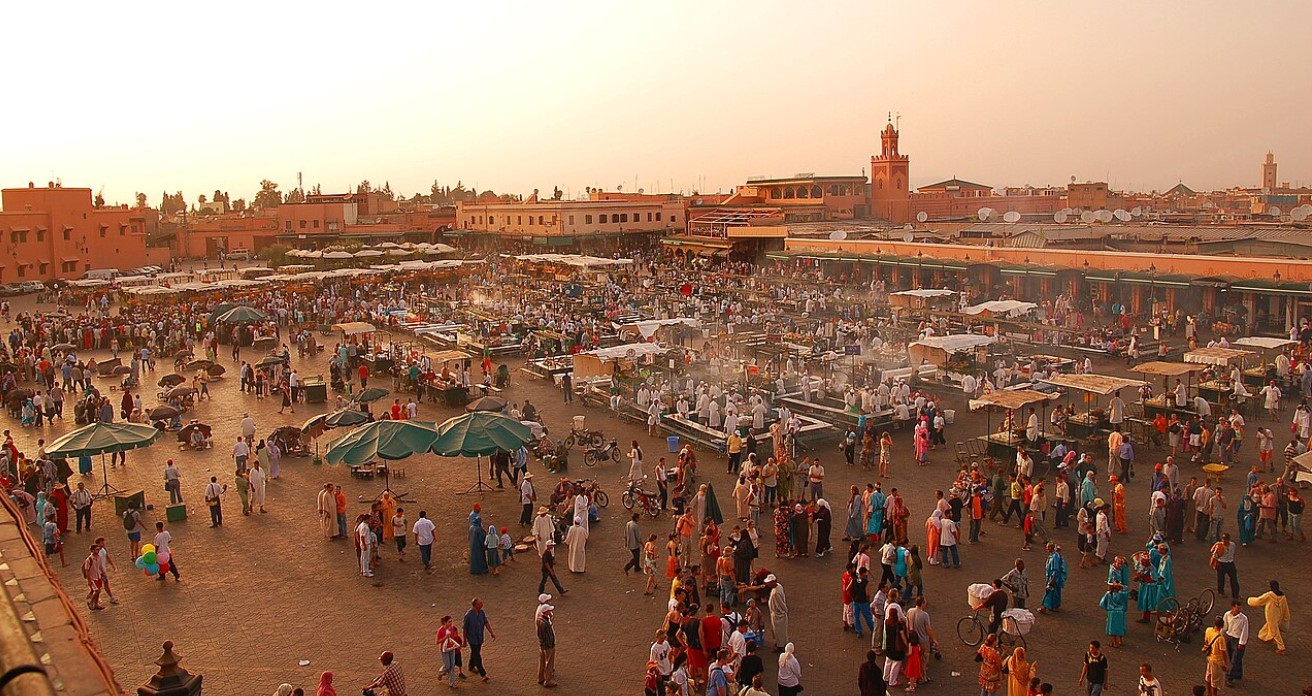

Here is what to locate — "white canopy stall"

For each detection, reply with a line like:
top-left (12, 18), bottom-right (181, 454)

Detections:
top-left (571, 342), bottom-right (670, 381)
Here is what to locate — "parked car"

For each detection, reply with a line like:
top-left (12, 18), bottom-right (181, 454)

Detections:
top-left (0, 281), bottom-right (44, 296)
top-left (227, 249), bottom-right (252, 261)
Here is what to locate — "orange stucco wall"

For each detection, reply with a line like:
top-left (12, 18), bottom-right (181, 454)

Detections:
top-left (0, 185), bottom-right (148, 281)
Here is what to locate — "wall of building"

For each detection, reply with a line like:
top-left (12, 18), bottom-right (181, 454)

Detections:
top-left (457, 199), bottom-right (683, 237)
top-left (0, 184), bottom-right (149, 281)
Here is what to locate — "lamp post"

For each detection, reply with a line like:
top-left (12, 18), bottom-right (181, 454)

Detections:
top-left (1148, 262), bottom-right (1157, 317)
top-left (916, 250), bottom-right (924, 289)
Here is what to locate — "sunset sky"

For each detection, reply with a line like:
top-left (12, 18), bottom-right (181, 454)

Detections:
top-left (4, 1), bottom-right (1309, 205)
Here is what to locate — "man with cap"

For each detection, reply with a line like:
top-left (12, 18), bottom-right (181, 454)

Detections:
top-left (539, 539), bottom-right (567, 596)
top-left (519, 472), bottom-right (536, 527)
top-left (367, 651), bottom-right (407, 696)
top-left (536, 595), bottom-right (558, 687)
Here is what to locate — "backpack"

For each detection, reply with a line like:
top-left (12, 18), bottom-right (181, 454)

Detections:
top-left (123, 510), bottom-right (135, 530)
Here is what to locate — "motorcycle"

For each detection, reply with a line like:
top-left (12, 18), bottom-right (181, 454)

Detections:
top-left (574, 478), bottom-right (610, 508)
top-left (584, 438), bottom-right (621, 467)
top-left (621, 476), bottom-right (662, 518)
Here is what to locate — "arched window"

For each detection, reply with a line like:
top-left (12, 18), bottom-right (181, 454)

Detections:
top-left (877, 178), bottom-right (884, 190)
top-left (812, 186), bottom-right (823, 198)
top-left (895, 177), bottom-right (903, 190)
top-left (797, 187), bottom-right (809, 199)
top-left (783, 188), bottom-right (795, 199)
top-left (770, 188), bottom-right (781, 199)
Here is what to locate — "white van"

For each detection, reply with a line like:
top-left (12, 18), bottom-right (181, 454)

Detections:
top-left (227, 249), bottom-right (252, 261)
top-left (82, 268), bottom-right (120, 281)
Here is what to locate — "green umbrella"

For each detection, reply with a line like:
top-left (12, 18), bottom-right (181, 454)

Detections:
top-left (431, 412), bottom-right (534, 494)
top-left (45, 422), bottom-right (163, 499)
top-left (323, 420), bottom-right (440, 466)
top-left (431, 411), bottom-right (534, 457)
top-left (325, 409), bottom-right (371, 429)
top-left (45, 422), bottom-right (163, 458)
top-left (216, 306), bottom-right (269, 325)
top-left (355, 387), bottom-right (390, 404)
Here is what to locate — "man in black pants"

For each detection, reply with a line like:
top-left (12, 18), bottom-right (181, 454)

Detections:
top-left (561, 373), bottom-right (573, 403)
top-left (1211, 533), bottom-right (1240, 599)
top-left (462, 598), bottom-right (496, 682)
top-left (539, 540), bottom-right (567, 595)
top-left (623, 513), bottom-right (642, 574)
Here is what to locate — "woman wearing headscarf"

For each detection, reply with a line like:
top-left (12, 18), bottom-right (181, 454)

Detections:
top-left (34, 491), bottom-right (48, 526)
top-left (565, 515), bottom-right (588, 573)
top-left (1040, 543), bottom-right (1067, 613)
top-left (1165, 487), bottom-right (1186, 544)
top-left (776, 642), bottom-right (803, 696)
top-left (925, 510), bottom-right (943, 565)
top-left (1247, 580), bottom-right (1291, 655)
top-left (845, 485), bottom-right (865, 541)
top-left (813, 498), bottom-right (833, 556)
top-left (773, 502), bottom-right (793, 558)
top-left (315, 672), bottom-right (337, 696)
top-left (468, 504), bottom-right (489, 575)
top-left (1099, 582), bottom-right (1129, 647)
top-left (1238, 492), bottom-right (1258, 546)
top-left (866, 484), bottom-right (886, 541)
top-left (267, 439), bottom-right (282, 479)
top-left (272, 684), bottom-right (293, 696)
top-left (1002, 646), bottom-right (1036, 696)
top-left (50, 485), bottom-right (69, 534)
top-left (976, 633), bottom-right (1004, 696)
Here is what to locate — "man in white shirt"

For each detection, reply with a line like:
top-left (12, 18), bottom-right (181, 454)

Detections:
top-left (240, 413), bottom-right (256, 442)
top-left (153, 521), bottom-right (180, 580)
top-left (412, 511), bottom-right (436, 571)
top-left (232, 437), bottom-right (250, 473)
top-left (1108, 393), bottom-right (1126, 425)
top-left (70, 482), bottom-right (93, 532)
top-left (1222, 600), bottom-right (1249, 685)
top-left (356, 516), bottom-right (375, 577)
top-left (203, 476), bottom-right (226, 527)
top-left (650, 631), bottom-right (673, 682)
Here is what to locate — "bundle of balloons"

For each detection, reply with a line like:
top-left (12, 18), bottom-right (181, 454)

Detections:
top-left (133, 544), bottom-right (171, 577)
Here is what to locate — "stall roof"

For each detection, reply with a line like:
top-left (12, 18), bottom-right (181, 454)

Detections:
top-left (890, 289), bottom-right (957, 298)
top-left (425, 350), bottom-right (472, 363)
top-left (1184, 346), bottom-right (1257, 366)
top-left (1233, 336), bottom-right (1298, 351)
top-left (615, 318), bottom-right (700, 338)
top-left (961, 300), bottom-right (1038, 317)
top-left (331, 321), bottom-right (377, 336)
top-left (1042, 373), bottom-right (1144, 395)
top-left (968, 389), bottom-right (1057, 412)
top-left (579, 342), bottom-right (669, 361)
top-left (1135, 361), bottom-right (1205, 377)
top-left (908, 334), bottom-right (996, 353)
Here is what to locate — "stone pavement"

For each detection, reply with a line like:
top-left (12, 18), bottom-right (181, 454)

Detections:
top-left (6, 307), bottom-right (1308, 695)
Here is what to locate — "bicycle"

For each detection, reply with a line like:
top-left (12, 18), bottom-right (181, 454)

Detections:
top-left (957, 610), bottom-right (1027, 652)
top-left (1154, 588), bottom-right (1216, 649)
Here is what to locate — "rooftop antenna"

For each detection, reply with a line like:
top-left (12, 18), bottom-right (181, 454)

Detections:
top-left (895, 112), bottom-right (901, 129)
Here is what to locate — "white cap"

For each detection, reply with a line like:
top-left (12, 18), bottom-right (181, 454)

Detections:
top-left (764, 574), bottom-right (777, 583)
top-left (538, 593), bottom-right (552, 603)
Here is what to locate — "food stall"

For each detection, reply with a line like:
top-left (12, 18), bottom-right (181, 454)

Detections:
top-left (908, 333), bottom-right (997, 385)
top-left (1041, 373), bottom-right (1146, 441)
top-left (888, 289), bottom-right (958, 322)
top-left (968, 388), bottom-right (1059, 464)
top-left (1134, 361), bottom-right (1207, 421)
top-left (1184, 346), bottom-right (1260, 390)
top-left (1233, 336), bottom-right (1298, 389)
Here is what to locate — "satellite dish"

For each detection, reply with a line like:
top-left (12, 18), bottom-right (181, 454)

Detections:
top-left (1097, 210), bottom-right (1114, 223)
top-left (828, 230), bottom-right (848, 241)
top-left (1003, 211), bottom-right (1021, 223)
top-left (638, 188), bottom-right (644, 194)
top-left (916, 211), bottom-right (928, 223)
top-left (1080, 211), bottom-right (1096, 223)
top-left (1054, 211), bottom-right (1068, 223)
top-left (1269, 206), bottom-right (1282, 217)
top-left (904, 223), bottom-right (914, 230)
top-left (1291, 207), bottom-right (1309, 222)
top-left (977, 207), bottom-right (994, 221)
top-left (1131, 206), bottom-right (1142, 217)
top-left (1060, 207), bottom-right (1073, 216)
top-left (1072, 208), bottom-right (1083, 215)
top-left (1202, 201), bottom-right (1214, 209)
top-left (1114, 209), bottom-right (1131, 222)
top-left (902, 232), bottom-right (915, 243)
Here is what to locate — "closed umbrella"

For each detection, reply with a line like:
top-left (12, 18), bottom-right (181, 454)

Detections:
top-left (206, 364), bottom-right (226, 377)
top-left (45, 422), bottom-right (162, 498)
top-left (216, 306), bottom-right (269, 325)
top-left (252, 336), bottom-right (278, 348)
top-left (430, 411), bottom-right (533, 494)
top-left (51, 342), bottom-right (75, 351)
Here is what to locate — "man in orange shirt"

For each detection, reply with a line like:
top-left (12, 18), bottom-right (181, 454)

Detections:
top-left (334, 485), bottom-right (348, 540)
top-left (358, 363), bottom-right (370, 389)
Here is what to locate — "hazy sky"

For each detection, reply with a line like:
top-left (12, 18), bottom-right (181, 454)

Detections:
top-left (4, 1), bottom-right (1310, 206)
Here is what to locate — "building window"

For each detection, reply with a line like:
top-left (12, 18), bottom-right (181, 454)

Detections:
top-left (656, 212), bottom-right (662, 221)
top-left (39, 262), bottom-right (49, 275)
top-left (783, 188), bottom-right (795, 199)
top-left (63, 229), bottom-right (70, 241)
top-left (313, 220), bottom-right (320, 228)
top-left (798, 187), bottom-right (809, 199)
top-left (585, 215), bottom-right (593, 224)
top-left (600, 214), bottom-right (608, 224)
top-left (619, 214), bottom-right (628, 223)
top-left (671, 215), bottom-right (677, 222)
top-left (36, 230), bottom-right (45, 242)
top-left (120, 226), bottom-right (125, 236)
top-left (99, 228), bottom-right (106, 238)
top-left (812, 186), bottom-right (823, 198)
top-left (16, 266), bottom-right (24, 278)
top-left (569, 215), bottom-right (575, 225)
top-left (770, 188), bottom-right (781, 199)
top-left (299, 220), bottom-right (306, 229)
top-left (538, 216), bottom-right (544, 225)
top-left (517, 216), bottom-right (522, 225)
top-left (647, 213), bottom-right (653, 222)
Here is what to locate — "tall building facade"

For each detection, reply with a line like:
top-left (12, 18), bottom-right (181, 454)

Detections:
top-left (869, 120), bottom-right (911, 223)
top-left (0, 183), bottom-right (149, 281)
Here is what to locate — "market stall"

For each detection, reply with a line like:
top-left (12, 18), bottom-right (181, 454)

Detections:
top-left (968, 388), bottom-right (1058, 464)
top-left (571, 342), bottom-right (670, 382)
top-left (1041, 373), bottom-right (1146, 441)
top-left (1134, 361), bottom-right (1207, 422)
top-left (1185, 346), bottom-right (1261, 391)
top-left (908, 333), bottom-right (997, 384)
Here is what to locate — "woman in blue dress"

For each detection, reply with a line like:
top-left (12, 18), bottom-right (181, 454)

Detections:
top-left (866, 484), bottom-right (886, 540)
top-left (1098, 582), bottom-right (1129, 647)
top-left (1133, 549), bottom-right (1159, 623)
top-left (844, 485), bottom-right (865, 540)
top-left (468, 504), bottom-right (488, 574)
top-left (1040, 543), bottom-right (1067, 613)
top-left (1154, 542), bottom-right (1175, 606)
top-left (1237, 493), bottom-right (1258, 546)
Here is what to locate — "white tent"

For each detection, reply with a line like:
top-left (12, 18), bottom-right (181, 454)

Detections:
top-left (961, 300), bottom-right (1038, 318)
top-left (615, 318), bottom-right (700, 339)
top-left (572, 342), bottom-right (669, 380)
top-left (908, 334), bottom-right (996, 367)
top-left (1234, 336), bottom-right (1298, 351)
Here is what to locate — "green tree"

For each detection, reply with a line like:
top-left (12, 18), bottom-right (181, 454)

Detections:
top-left (232, 198), bottom-right (247, 212)
top-left (254, 180), bottom-right (281, 209)
top-left (198, 194), bottom-right (208, 205)
top-left (257, 243), bottom-right (291, 268)
top-left (381, 181), bottom-right (394, 200)
top-left (356, 180), bottom-right (372, 194)
top-left (135, 192), bottom-right (148, 208)
top-left (552, 186), bottom-right (563, 200)
top-left (283, 188), bottom-right (306, 204)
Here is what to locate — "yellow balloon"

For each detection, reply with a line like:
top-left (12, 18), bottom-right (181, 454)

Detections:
top-left (140, 544), bottom-right (156, 555)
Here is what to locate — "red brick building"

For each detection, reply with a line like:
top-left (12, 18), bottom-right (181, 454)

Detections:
top-left (0, 182), bottom-right (150, 281)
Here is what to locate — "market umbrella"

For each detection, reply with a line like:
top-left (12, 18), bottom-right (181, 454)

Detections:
top-left (465, 395), bottom-right (507, 413)
top-left (206, 364), bottom-right (226, 377)
top-left (166, 386), bottom-right (196, 399)
top-left (216, 306), bottom-right (268, 325)
top-left (45, 422), bottom-right (162, 498)
top-left (158, 373), bottom-right (186, 388)
top-left (186, 358), bottom-right (215, 371)
top-left (173, 349), bottom-right (194, 359)
top-left (252, 336), bottom-right (278, 348)
top-left (113, 365), bottom-right (132, 376)
top-left (325, 409), bottom-right (370, 429)
top-left (148, 405), bottom-right (180, 421)
top-left (430, 411), bottom-right (533, 494)
top-left (355, 387), bottom-right (390, 404)
top-left (176, 422), bottom-right (212, 444)
top-left (256, 355), bottom-right (286, 368)
top-left (301, 413), bottom-right (329, 435)
top-left (51, 342), bottom-right (75, 351)
top-left (324, 420), bottom-right (438, 501)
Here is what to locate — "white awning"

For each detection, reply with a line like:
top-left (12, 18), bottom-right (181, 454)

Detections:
top-left (961, 300), bottom-right (1038, 317)
top-left (1233, 336), bottom-right (1297, 351)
